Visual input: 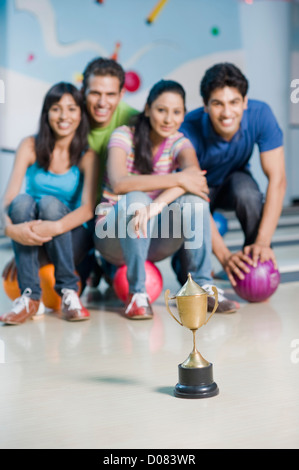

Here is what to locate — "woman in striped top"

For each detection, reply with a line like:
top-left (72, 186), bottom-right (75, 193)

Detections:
top-left (95, 80), bottom-right (210, 319)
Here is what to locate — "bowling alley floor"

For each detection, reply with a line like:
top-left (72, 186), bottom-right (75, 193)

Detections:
top-left (0, 207), bottom-right (299, 450)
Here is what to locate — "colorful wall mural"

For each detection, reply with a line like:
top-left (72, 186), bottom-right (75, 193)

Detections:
top-left (0, 0), bottom-right (297, 203)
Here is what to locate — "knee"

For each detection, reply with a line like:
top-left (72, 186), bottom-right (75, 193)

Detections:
top-left (228, 172), bottom-right (262, 208)
top-left (236, 187), bottom-right (263, 211)
top-left (176, 194), bottom-right (210, 217)
top-left (118, 191), bottom-right (152, 217)
top-left (38, 196), bottom-right (69, 221)
top-left (124, 191), bottom-right (151, 206)
top-left (8, 194), bottom-right (37, 223)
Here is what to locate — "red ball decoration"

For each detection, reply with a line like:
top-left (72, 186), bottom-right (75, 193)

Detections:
top-left (124, 70), bottom-right (141, 93)
top-left (113, 261), bottom-right (163, 302)
top-left (233, 259), bottom-right (280, 303)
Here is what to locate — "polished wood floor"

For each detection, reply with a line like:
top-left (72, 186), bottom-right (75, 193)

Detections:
top-left (0, 209), bottom-right (299, 449)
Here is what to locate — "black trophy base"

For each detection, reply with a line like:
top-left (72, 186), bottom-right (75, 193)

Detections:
top-left (174, 363), bottom-right (219, 399)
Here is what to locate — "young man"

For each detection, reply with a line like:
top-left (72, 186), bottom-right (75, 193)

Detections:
top-left (81, 57), bottom-right (139, 203)
top-left (79, 57), bottom-right (139, 286)
top-left (172, 62), bottom-right (286, 293)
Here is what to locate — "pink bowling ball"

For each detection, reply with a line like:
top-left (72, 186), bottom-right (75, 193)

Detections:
top-left (113, 261), bottom-right (163, 302)
top-left (233, 259), bottom-right (280, 302)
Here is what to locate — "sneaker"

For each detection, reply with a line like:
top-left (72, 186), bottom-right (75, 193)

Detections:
top-left (124, 293), bottom-right (154, 320)
top-left (202, 284), bottom-right (239, 314)
top-left (61, 289), bottom-right (90, 321)
top-left (2, 288), bottom-right (45, 325)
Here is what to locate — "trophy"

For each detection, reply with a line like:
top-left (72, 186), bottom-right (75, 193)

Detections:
top-left (165, 273), bottom-right (219, 399)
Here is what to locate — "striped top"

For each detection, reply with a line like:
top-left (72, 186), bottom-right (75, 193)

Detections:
top-left (101, 125), bottom-right (193, 204)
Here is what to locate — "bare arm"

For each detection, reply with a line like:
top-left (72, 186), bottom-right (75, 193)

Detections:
top-left (244, 146), bottom-right (286, 266)
top-left (211, 215), bottom-right (251, 286)
top-left (3, 137), bottom-right (52, 245)
top-left (131, 146), bottom-right (209, 237)
top-left (212, 146), bottom-right (286, 285)
top-left (108, 145), bottom-right (209, 197)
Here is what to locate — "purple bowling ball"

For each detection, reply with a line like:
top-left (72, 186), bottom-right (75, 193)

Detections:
top-left (233, 259), bottom-right (280, 302)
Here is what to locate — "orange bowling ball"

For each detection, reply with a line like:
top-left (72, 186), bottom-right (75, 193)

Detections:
top-left (3, 274), bottom-right (20, 301)
top-left (3, 264), bottom-right (81, 310)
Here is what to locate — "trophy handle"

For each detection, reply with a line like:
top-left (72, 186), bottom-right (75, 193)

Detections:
top-left (205, 286), bottom-right (218, 324)
top-left (164, 289), bottom-right (183, 326)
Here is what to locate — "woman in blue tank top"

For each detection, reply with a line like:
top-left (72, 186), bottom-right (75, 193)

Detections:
top-left (1, 82), bottom-right (98, 324)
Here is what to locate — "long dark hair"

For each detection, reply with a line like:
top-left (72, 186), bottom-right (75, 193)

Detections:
top-left (35, 82), bottom-right (89, 170)
top-left (133, 80), bottom-right (186, 174)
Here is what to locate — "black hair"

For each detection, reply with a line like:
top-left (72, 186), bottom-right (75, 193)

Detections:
top-left (35, 82), bottom-right (89, 170)
top-left (133, 79), bottom-right (186, 174)
top-left (200, 63), bottom-right (249, 105)
top-left (82, 57), bottom-right (125, 93)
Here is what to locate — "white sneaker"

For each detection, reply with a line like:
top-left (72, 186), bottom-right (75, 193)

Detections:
top-left (2, 288), bottom-right (44, 324)
top-left (61, 289), bottom-right (90, 321)
top-left (202, 284), bottom-right (239, 314)
top-left (124, 292), bottom-right (154, 319)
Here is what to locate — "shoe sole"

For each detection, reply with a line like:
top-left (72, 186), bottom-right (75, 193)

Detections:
top-left (3, 312), bottom-right (40, 325)
top-left (212, 301), bottom-right (240, 315)
top-left (2, 301), bottom-right (46, 325)
top-left (60, 307), bottom-right (90, 322)
top-left (32, 313), bottom-right (45, 321)
top-left (66, 316), bottom-right (90, 322)
top-left (124, 314), bottom-right (153, 320)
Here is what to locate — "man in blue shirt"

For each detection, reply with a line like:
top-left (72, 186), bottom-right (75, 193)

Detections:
top-left (172, 63), bottom-right (286, 303)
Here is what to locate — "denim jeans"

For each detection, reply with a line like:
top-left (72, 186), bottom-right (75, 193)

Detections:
top-left (8, 194), bottom-right (92, 299)
top-left (209, 169), bottom-right (264, 245)
top-left (94, 191), bottom-right (212, 293)
top-left (172, 169), bottom-right (264, 285)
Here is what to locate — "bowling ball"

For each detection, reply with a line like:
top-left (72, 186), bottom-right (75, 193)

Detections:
top-left (233, 259), bottom-right (280, 302)
top-left (213, 211), bottom-right (228, 236)
top-left (113, 261), bottom-right (163, 303)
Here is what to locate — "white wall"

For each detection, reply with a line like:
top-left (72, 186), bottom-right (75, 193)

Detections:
top-left (239, 1), bottom-right (292, 204)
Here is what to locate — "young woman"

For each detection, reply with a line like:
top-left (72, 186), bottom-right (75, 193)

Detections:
top-left (2, 82), bottom-right (98, 324)
top-left (94, 79), bottom-right (213, 320)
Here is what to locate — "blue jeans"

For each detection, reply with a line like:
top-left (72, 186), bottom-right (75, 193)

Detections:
top-left (172, 169), bottom-right (264, 285)
top-left (8, 194), bottom-right (88, 299)
top-left (209, 169), bottom-right (263, 245)
top-left (94, 191), bottom-right (212, 293)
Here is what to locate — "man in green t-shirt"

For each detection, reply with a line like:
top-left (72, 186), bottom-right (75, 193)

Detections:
top-left (80, 58), bottom-right (139, 287)
top-left (81, 57), bottom-right (139, 203)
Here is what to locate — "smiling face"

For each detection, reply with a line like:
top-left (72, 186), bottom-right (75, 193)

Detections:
top-left (145, 91), bottom-right (185, 142)
top-left (204, 86), bottom-right (248, 141)
top-left (84, 74), bottom-right (125, 128)
top-left (48, 93), bottom-right (81, 139)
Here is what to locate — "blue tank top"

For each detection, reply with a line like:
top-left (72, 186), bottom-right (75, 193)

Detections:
top-left (25, 162), bottom-right (83, 210)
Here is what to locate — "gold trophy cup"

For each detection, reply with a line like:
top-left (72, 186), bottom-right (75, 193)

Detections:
top-left (165, 273), bottom-right (219, 398)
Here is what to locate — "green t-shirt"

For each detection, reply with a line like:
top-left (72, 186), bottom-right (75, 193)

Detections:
top-left (88, 101), bottom-right (139, 203)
